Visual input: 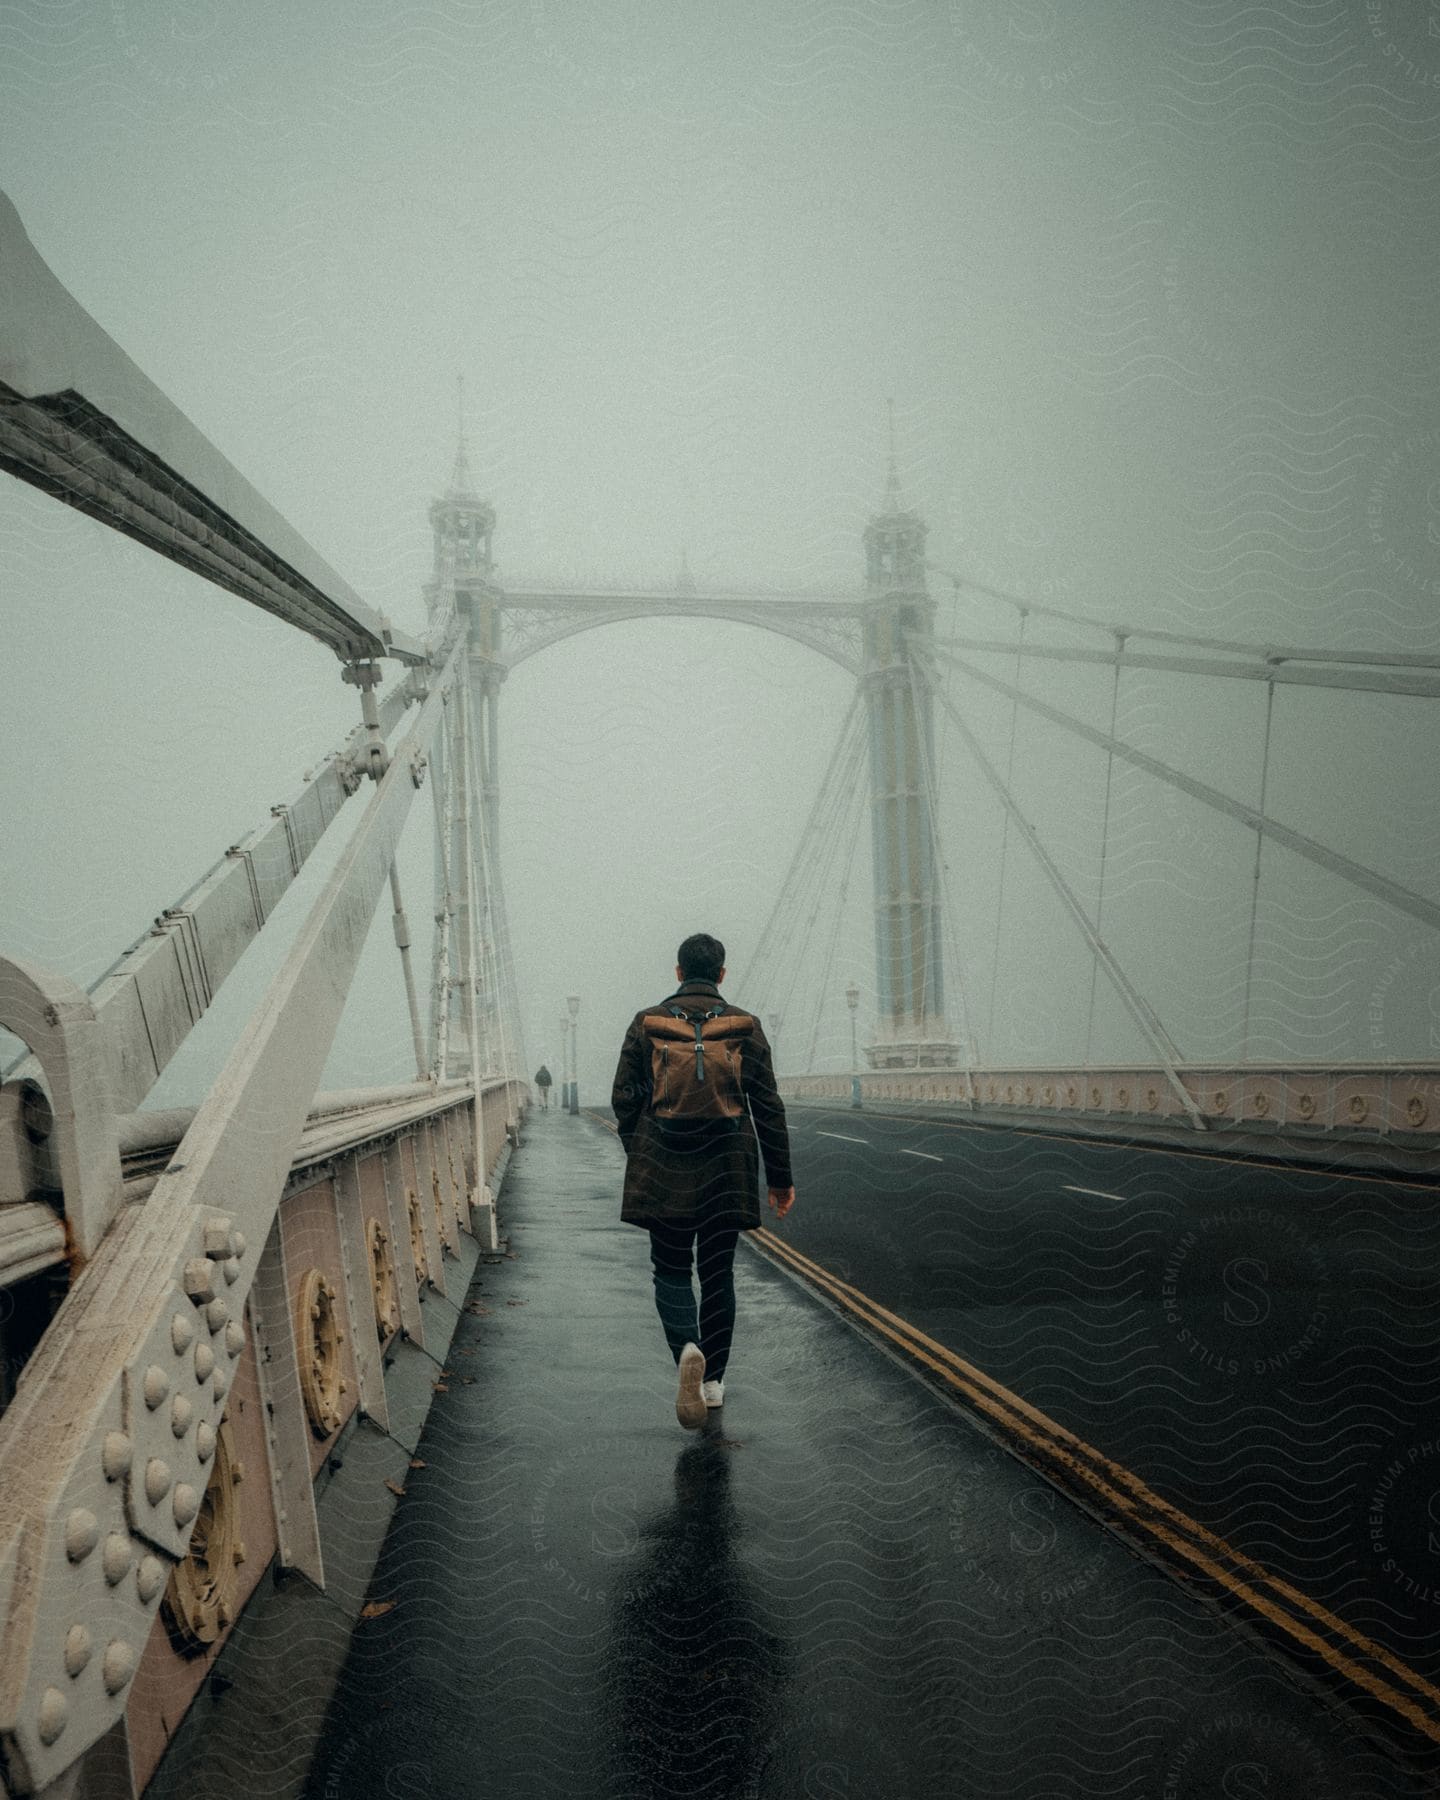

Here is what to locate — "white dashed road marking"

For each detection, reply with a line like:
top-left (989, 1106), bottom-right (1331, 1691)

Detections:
top-left (1062, 1184), bottom-right (1126, 1201)
top-left (817, 1131), bottom-right (869, 1144)
top-left (900, 1149), bottom-right (943, 1161)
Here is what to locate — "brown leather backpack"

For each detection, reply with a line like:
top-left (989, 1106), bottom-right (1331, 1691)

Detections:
top-left (641, 1000), bottom-right (754, 1131)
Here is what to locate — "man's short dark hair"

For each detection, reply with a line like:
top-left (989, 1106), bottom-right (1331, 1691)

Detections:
top-left (677, 933), bottom-right (726, 982)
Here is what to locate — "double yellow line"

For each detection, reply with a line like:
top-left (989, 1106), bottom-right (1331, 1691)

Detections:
top-left (749, 1224), bottom-right (1440, 1749)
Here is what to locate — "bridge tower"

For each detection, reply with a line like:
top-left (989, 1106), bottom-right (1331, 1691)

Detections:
top-left (860, 439), bottom-right (958, 1067)
top-left (425, 429), bottom-right (512, 1085)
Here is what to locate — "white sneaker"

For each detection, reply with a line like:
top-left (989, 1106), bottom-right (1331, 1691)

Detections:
top-left (701, 1378), bottom-right (725, 1409)
top-left (675, 1342), bottom-right (707, 1429)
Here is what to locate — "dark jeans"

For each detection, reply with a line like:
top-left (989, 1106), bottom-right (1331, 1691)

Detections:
top-left (647, 1218), bottom-right (740, 1382)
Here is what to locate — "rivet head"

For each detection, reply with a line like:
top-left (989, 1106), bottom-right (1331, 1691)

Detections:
top-left (203, 1217), bottom-right (234, 1259)
top-left (231, 1458), bottom-right (246, 1483)
top-left (101, 1639), bottom-right (136, 1696)
top-left (142, 1364), bottom-right (170, 1410)
top-left (205, 1297), bottom-right (229, 1333)
top-left (170, 1313), bottom-right (195, 1355)
top-left (184, 1257), bottom-right (216, 1304)
top-left (173, 1483), bottom-right (200, 1528)
top-left (37, 1686), bottom-right (67, 1746)
top-left (195, 1420), bottom-right (216, 1462)
top-left (223, 1258), bottom-right (241, 1285)
top-left (63, 1625), bottom-right (92, 1677)
top-left (233, 1539), bottom-right (247, 1566)
top-left (101, 1533), bottom-right (131, 1586)
top-left (212, 1367), bottom-right (228, 1402)
top-left (136, 1555), bottom-right (165, 1604)
top-left (194, 1342), bottom-right (215, 1383)
top-left (230, 1229), bottom-right (246, 1259)
top-left (144, 1458), bottom-right (172, 1506)
top-left (224, 1319), bottom-right (245, 1359)
top-left (170, 1395), bottom-right (193, 1438)
top-left (64, 1508), bottom-right (99, 1562)
top-left (101, 1431), bottom-right (132, 1482)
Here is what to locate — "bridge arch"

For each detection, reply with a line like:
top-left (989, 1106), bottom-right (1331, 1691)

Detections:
top-left (446, 563), bottom-right (956, 1070)
top-left (494, 595), bottom-right (864, 677)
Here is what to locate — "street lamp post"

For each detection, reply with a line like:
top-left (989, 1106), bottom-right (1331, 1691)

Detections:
top-left (846, 982), bottom-right (862, 1110)
top-left (567, 994), bottom-right (580, 1114)
top-left (767, 1015), bottom-right (781, 1075)
top-left (559, 1016), bottom-right (570, 1113)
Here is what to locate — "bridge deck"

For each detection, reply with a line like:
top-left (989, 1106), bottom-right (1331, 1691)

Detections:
top-left (287, 1113), bottom-right (1422, 1799)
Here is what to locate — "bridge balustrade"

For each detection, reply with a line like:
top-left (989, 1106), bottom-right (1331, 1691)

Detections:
top-left (0, 1073), bottom-right (522, 1796)
top-left (778, 1065), bottom-right (1440, 1144)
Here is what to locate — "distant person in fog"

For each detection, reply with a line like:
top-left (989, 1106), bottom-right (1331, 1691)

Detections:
top-left (534, 1063), bottom-right (553, 1110)
top-left (611, 932), bottom-right (795, 1428)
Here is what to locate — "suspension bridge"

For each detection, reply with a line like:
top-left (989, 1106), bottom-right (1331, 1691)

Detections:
top-left (2, 187), bottom-right (1438, 1798)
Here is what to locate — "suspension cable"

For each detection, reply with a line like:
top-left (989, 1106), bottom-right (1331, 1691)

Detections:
top-left (465, 684), bottom-right (523, 1100)
top-left (985, 608), bottom-right (1027, 1047)
top-left (1240, 677), bottom-right (1277, 1062)
top-left (753, 719), bottom-right (866, 1044)
top-left (910, 651), bottom-right (1206, 1127)
top-left (428, 696), bottom-right (461, 1077)
top-left (1083, 632), bottom-right (1126, 1065)
top-left (904, 650), bottom-right (979, 1099)
top-left (763, 706), bottom-right (868, 1039)
top-left (801, 738), bottom-right (870, 1073)
top-left (734, 686), bottom-right (865, 998)
top-left (743, 741), bottom-right (854, 1011)
top-left (739, 709), bottom-right (856, 1001)
top-left (925, 562), bottom-right (1440, 671)
top-left (924, 639), bottom-right (1440, 936)
top-left (926, 630), bottom-right (1440, 698)
top-left (453, 678), bottom-right (487, 1115)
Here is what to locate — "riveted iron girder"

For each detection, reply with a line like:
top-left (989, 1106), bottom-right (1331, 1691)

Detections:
top-left (0, 192), bottom-right (421, 667)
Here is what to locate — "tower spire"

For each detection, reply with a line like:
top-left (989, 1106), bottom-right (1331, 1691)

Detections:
top-left (427, 373), bottom-right (497, 618)
top-left (448, 373), bottom-right (476, 498)
top-left (883, 396), bottom-right (902, 513)
top-left (864, 396), bottom-right (927, 589)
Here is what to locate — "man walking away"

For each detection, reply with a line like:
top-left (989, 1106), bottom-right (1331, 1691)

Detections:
top-left (611, 932), bottom-right (795, 1428)
top-left (534, 1064), bottom-right (553, 1110)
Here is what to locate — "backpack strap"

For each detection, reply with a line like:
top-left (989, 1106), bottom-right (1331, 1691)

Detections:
top-left (665, 1001), bottom-right (725, 1084)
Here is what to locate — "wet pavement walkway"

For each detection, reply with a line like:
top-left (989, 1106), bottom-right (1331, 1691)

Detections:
top-left (303, 1111), bottom-right (1429, 1799)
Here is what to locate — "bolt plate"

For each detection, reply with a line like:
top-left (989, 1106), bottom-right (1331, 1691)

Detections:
top-left (122, 1289), bottom-right (222, 1559)
top-left (3, 1385), bottom-right (161, 1796)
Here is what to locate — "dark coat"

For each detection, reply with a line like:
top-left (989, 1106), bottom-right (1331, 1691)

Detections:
top-left (611, 978), bottom-right (792, 1231)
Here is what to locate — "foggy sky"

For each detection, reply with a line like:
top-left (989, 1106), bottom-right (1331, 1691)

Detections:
top-left (2, 1), bottom-right (1438, 1105)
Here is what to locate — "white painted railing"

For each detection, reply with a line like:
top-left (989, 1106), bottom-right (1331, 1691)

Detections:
top-left (777, 1065), bottom-right (1440, 1137)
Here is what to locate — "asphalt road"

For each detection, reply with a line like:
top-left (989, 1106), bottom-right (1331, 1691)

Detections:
top-left (303, 1113), bottom-right (1434, 1800)
top-left (768, 1102), bottom-right (1440, 1699)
